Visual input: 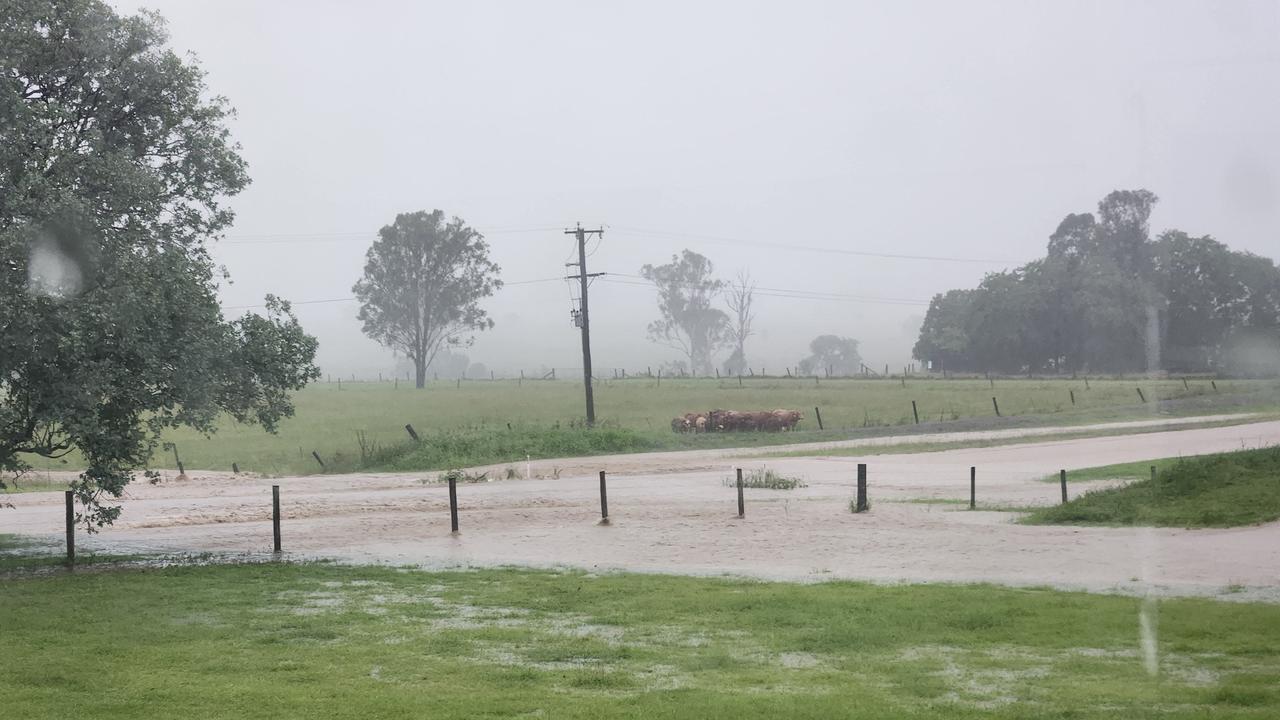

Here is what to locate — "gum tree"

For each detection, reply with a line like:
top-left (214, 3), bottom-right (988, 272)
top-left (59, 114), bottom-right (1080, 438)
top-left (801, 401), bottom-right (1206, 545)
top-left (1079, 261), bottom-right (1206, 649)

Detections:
top-left (640, 250), bottom-right (729, 376)
top-left (352, 211), bottom-right (503, 388)
top-left (0, 1), bottom-right (320, 526)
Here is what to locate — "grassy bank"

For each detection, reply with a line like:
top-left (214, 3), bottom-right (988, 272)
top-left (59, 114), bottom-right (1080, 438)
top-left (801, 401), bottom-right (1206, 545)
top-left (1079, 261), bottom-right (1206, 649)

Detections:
top-left (2, 559), bottom-right (1279, 718)
top-left (1023, 446), bottom-right (1280, 528)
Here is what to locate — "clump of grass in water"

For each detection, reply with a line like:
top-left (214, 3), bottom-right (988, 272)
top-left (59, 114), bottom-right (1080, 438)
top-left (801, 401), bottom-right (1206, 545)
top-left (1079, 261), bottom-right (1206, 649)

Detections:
top-left (723, 468), bottom-right (806, 490)
top-left (422, 469), bottom-right (490, 485)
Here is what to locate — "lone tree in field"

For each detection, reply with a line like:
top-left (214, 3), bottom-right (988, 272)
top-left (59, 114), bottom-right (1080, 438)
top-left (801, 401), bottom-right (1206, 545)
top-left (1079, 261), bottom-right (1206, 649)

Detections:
top-left (722, 270), bottom-right (756, 376)
top-left (353, 211), bottom-right (502, 388)
top-left (0, 1), bottom-right (320, 527)
top-left (798, 335), bottom-right (863, 376)
top-left (640, 250), bottom-right (729, 375)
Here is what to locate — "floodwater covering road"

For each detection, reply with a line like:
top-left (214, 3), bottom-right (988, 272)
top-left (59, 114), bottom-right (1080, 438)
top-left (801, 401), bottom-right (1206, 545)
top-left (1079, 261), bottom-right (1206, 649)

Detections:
top-left (5, 416), bottom-right (1279, 602)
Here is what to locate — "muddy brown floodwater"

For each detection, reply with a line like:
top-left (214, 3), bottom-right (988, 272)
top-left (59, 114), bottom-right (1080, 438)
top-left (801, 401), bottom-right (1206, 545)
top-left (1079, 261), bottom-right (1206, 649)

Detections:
top-left (6, 417), bottom-right (1279, 602)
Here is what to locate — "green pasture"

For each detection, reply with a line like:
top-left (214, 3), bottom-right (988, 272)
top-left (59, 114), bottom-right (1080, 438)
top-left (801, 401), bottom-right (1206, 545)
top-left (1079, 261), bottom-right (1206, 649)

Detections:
top-left (12, 376), bottom-right (1280, 479)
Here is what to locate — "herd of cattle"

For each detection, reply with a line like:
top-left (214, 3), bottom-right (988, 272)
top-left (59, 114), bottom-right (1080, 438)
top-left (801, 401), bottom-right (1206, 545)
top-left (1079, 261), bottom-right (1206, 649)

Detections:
top-left (671, 408), bottom-right (804, 433)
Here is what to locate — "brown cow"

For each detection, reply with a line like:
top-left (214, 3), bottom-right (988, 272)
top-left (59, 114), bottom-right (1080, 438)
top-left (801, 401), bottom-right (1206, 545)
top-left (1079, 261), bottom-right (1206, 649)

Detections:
top-left (772, 409), bottom-right (802, 431)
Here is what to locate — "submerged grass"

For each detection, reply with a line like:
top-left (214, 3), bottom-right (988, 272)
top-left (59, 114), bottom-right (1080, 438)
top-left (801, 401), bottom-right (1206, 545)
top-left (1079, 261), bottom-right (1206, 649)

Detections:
top-left (722, 468), bottom-right (807, 489)
top-left (1, 558), bottom-right (1278, 718)
top-left (0, 534), bottom-right (138, 573)
top-left (1023, 446), bottom-right (1280, 528)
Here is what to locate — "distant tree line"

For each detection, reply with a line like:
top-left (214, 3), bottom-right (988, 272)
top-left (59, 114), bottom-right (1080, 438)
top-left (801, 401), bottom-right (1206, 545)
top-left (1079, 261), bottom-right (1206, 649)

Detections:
top-left (913, 190), bottom-right (1280, 376)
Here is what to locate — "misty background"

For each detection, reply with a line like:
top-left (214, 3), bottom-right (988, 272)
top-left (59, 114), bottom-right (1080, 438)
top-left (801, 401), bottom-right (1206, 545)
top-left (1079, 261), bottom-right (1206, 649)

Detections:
top-left (114, 0), bottom-right (1280, 378)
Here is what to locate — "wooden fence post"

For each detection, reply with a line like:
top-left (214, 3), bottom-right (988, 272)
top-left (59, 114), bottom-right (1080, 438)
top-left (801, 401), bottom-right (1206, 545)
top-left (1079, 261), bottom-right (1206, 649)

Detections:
top-left (855, 464), bottom-right (868, 512)
top-left (1136, 387), bottom-right (1146, 403)
top-left (736, 468), bottom-right (745, 518)
top-left (814, 406), bottom-right (824, 430)
top-left (312, 451), bottom-right (325, 469)
top-left (405, 424), bottom-right (420, 441)
top-left (448, 473), bottom-right (459, 534)
top-left (911, 400), bottom-right (920, 424)
top-left (1069, 389), bottom-right (1075, 405)
top-left (969, 466), bottom-right (976, 510)
top-left (992, 397), bottom-right (1001, 417)
top-left (1060, 469), bottom-right (1068, 504)
top-left (64, 490), bottom-right (74, 567)
top-left (272, 485), bottom-right (282, 554)
top-left (599, 470), bottom-right (609, 524)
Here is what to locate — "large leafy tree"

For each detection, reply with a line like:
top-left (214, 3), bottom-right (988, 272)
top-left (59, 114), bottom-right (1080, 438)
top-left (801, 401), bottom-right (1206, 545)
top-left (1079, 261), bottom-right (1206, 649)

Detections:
top-left (352, 210), bottom-right (502, 388)
top-left (912, 289), bottom-right (974, 372)
top-left (798, 335), bottom-right (862, 376)
top-left (912, 188), bottom-right (1280, 375)
top-left (1, 1), bottom-right (320, 526)
top-left (640, 250), bottom-right (729, 375)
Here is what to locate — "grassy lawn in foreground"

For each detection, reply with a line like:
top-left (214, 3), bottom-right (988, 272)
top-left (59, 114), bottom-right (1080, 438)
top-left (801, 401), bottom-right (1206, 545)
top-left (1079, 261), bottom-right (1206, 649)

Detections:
top-left (1, 559), bottom-right (1278, 719)
top-left (1023, 446), bottom-right (1280, 528)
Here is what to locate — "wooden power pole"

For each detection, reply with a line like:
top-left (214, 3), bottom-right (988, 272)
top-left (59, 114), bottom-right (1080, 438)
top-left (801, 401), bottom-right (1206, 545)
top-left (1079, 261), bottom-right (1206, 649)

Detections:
top-left (566, 223), bottom-right (605, 425)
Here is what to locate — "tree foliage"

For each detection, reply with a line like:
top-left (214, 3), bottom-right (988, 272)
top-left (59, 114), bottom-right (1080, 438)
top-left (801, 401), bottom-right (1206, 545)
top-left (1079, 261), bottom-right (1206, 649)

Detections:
top-left (640, 250), bottom-right (729, 375)
top-left (798, 335), bottom-right (862, 376)
top-left (1, 0), bottom-right (319, 525)
top-left (913, 189), bottom-right (1280, 376)
top-left (352, 210), bottom-right (502, 388)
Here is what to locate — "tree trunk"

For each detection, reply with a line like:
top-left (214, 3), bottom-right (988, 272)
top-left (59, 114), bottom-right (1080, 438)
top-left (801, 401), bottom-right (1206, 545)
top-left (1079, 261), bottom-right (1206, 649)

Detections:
top-left (415, 356), bottom-right (426, 389)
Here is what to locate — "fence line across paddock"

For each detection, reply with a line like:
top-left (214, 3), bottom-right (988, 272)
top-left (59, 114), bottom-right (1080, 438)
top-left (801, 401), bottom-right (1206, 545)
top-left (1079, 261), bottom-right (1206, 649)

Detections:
top-left (53, 462), bottom-right (1096, 565)
top-left (318, 369), bottom-right (1220, 385)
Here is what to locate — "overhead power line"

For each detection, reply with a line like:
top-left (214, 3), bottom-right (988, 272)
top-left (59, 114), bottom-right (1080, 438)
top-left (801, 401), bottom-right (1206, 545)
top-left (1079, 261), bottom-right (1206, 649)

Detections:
top-left (609, 226), bottom-right (1017, 265)
top-left (219, 275), bottom-right (566, 310)
top-left (604, 273), bottom-right (930, 307)
top-left (219, 226), bottom-right (564, 245)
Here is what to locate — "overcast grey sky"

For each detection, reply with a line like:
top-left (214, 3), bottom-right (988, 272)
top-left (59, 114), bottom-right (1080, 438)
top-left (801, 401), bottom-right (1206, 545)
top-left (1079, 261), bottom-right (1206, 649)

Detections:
top-left (115, 0), bottom-right (1280, 377)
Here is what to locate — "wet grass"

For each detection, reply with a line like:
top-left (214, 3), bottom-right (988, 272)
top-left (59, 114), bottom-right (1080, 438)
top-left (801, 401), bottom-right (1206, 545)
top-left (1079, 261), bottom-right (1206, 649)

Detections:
top-left (762, 414), bottom-right (1278, 460)
top-left (1, 559), bottom-right (1277, 718)
top-left (1023, 446), bottom-right (1280, 528)
top-left (722, 468), bottom-right (807, 489)
top-left (14, 377), bottom-right (1280, 478)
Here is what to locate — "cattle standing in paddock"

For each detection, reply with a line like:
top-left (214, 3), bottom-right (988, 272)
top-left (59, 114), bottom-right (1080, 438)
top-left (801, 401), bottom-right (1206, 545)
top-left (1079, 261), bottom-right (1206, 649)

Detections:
top-left (670, 409), bottom-right (803, 433)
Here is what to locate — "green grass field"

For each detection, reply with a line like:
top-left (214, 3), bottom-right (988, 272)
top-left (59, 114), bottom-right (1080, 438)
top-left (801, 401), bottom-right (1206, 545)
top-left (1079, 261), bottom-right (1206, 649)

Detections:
top-left (2, 556), bottom-right (1278, 718)
top-left (1024, 446), bottom-right (1280, 528)
top-left (13, 376), bottom-right (1280, 479)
